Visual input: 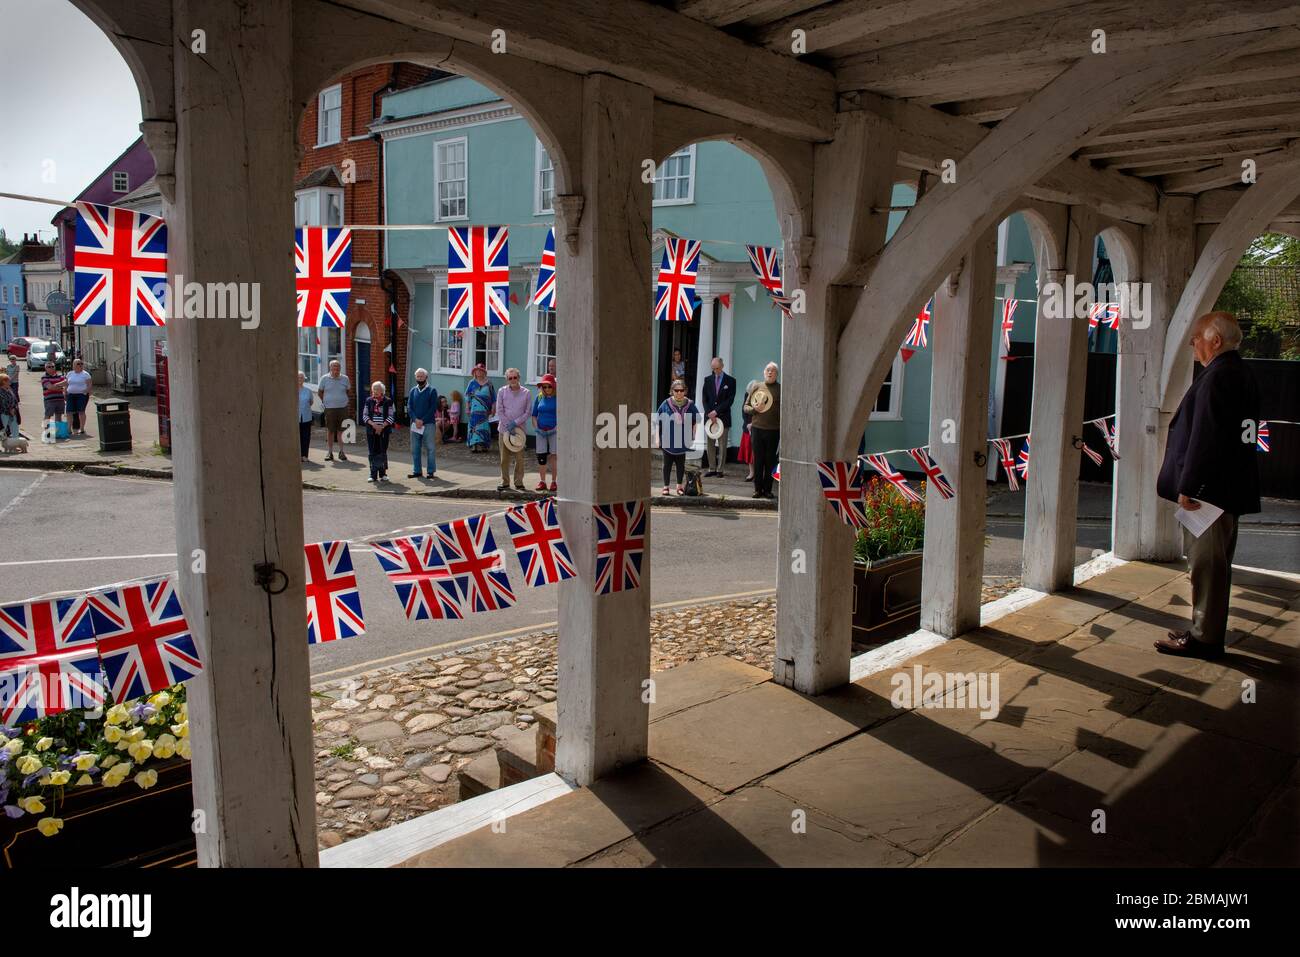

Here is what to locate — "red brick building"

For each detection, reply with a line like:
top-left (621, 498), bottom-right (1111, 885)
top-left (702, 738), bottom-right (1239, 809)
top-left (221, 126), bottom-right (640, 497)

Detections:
top-left (294, 62), bottom-right (438, 419)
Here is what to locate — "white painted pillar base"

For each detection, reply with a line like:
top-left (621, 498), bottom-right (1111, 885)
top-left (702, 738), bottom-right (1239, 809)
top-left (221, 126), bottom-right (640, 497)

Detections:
top-left (554, 75), bottom-right (653, 786)
top-left (169, 0), bottom-right (316, 866)
top-left (920, 229), bottom-right (998, 637)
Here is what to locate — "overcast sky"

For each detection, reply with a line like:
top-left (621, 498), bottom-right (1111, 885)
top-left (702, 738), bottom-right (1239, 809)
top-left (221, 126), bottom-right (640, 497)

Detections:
top-left (0, 0), bottom-right (143, 243)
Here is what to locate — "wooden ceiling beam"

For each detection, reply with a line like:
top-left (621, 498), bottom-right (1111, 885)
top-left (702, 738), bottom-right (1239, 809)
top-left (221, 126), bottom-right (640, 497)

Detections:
top-left (1162, 138), bottom-right (1300, 193)
top-left (1195, 190), bottom-right (1300, 223)
top-left (1078, 132), bottom-right (1297, 161)
top-left (1087, 105), bottom-right (1300, 145)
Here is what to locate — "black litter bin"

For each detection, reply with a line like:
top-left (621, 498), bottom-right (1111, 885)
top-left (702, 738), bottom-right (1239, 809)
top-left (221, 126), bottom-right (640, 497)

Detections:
top-left (95, 399), bottom-right (132, 453)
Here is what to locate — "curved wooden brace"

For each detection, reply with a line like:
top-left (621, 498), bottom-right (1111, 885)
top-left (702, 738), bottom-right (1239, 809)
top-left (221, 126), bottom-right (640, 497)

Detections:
top-left (1097, 220), bottom-right (1143, 285)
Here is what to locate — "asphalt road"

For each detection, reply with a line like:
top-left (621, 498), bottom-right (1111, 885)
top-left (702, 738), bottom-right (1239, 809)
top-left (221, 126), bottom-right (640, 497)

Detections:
top-left (1, 470), bottom-right (1294, 680)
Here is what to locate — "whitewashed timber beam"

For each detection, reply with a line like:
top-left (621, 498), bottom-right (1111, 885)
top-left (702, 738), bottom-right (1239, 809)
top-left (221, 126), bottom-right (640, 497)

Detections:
top-left (1163, 138), bottom-right (1300, 194)
top-left (1195, 189), bottom-right (1300, 223)
top-left (749, 0), bottom-right (994, 54)
top-left (775, 110), bottom-right (898, 695)
top-left (343, 0), bottom-right (835, 140)
top-left (842, 90), bottom-right (1159, 225)
top-left (833, 34), bottom-right (1262, 452)
top-left (1159, 150), bottom-right (1300, 404)
top-left (169, 0), bottom-right (317, 866)
top-left (69, 0), bottom-right (173, 123)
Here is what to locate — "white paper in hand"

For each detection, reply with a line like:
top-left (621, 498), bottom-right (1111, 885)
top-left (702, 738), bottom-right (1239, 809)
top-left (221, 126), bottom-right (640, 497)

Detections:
top-left (1175, 499), bottom-right (1224, 538)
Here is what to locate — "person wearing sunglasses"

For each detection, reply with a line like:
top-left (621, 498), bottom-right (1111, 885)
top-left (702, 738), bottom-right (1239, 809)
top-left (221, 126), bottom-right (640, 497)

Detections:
top-left (655, 378), bottom-right (701, 495)
top-left (531, 373), bottom-right (558, 492)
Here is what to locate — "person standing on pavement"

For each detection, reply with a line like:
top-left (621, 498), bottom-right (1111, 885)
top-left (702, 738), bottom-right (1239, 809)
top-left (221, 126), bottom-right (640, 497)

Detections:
top-left (1154, 311), bottom-right (1261, 660)
top-left (40, 360), bottom-right (66, 436)
top-left (3, 358), bottom-right (19, 402)
top-left (744, 362), bottom-right (781, 499)
top-left (496, 368), bottom-right (531, 491)
top-left (64, 358), bottom-right (92, 435)
top-left (0, 372), bottom-right (19, 441)
top-left (655, 379), bottom-right (701, 495)
top-left (700, 356), bottom-right (736, 477)
top-left (406, 367), bottom-right (439, 480)
top-left (531, 373), bottom-right (558, 492)
top-left (297, 371), bottom-right (314, 463)
top-left (361, 381), bottom-right (395, 483)
top-left (317, 359), bottom-right (351, 462)
top-left (465, 365), bottom-right (496, 453)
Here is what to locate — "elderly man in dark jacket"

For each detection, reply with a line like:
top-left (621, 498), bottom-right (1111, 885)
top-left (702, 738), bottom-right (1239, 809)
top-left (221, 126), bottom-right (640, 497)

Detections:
top-left (1154, 311), bottom-right (1260, 659)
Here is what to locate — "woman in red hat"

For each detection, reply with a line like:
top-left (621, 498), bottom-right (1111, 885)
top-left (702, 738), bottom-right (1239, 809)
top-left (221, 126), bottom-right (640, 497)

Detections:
top-left (531, 373), bottom-right (558, 492)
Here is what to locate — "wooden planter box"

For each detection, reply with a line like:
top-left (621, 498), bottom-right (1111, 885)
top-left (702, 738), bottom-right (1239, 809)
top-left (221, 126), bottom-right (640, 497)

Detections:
top-left (851, 551), bottom-right (923, 650)
top-left (1, 758), bottom-right (197, 869)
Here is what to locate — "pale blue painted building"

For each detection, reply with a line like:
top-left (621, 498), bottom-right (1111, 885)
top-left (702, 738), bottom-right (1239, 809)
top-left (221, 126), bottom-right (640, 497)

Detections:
top-left (0, 259), bottom-right (23, 345)
top-left (377, 74), bottom-right (1111, 461)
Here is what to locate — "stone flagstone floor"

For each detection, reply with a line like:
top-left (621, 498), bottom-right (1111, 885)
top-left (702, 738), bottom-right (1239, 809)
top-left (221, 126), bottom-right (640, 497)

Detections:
top-left (394, 561), bottom-right (1300, 868)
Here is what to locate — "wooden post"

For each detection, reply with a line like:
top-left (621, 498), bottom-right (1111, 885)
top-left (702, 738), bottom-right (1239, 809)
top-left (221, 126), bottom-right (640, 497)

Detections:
top-left (167, 0), bottom-right (316, 865)
top-left (775, 111), bottom-right (896, 694)
top-left (1023, 205), bottom-right (1097, 592)
top-left (1114, 196), bottom-right (1193, 560)
top-left (920, 229), bottom-right (997, 637)
top-left (554, 74), bottom-right (653, 785)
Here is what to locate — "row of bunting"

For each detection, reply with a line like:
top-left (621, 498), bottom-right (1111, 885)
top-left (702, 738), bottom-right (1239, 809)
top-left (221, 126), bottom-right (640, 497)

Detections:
top-left (0, 498), bottom-right (647, 723)
top-left (901, 295), bottom-right (1123, 363)
top-left (68, 201), bottom-right (793, 331)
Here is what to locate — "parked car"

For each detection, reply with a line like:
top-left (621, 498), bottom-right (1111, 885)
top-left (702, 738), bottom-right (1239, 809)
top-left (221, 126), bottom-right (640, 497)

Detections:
top-left (4, 336), bottom-right (33, 359)
top-left (27, 341), bottom-right (68, 371)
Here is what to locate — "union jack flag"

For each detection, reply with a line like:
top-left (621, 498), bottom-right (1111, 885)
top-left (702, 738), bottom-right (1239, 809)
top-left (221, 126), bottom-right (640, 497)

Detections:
top-left (533, 226), bottom-right (556, 309)
top-left (773, 462), bottom-right (781, 482)
top-left (907, 447), bottom-right (955, 499)
top-left (654, 237), bottom-right (700, 323)
top-left (86, 579), bottom-right (202, 702)
top-left (768, 292), bottom-right (795, 320)
top-left (1090, 417), bottom-right (1120, 460)
top-left (594, 500), bottom-right (647, 595)
top-left (0, 598), bottom-right (101, 723)
top-left (1080, 441), bottom-right (1105, 466)
top-left (1000, 298), bottom-right (1018, 351)
top-left (904, 299), bottom-right (932, 349)
top-left (816, 461), bottom-right (869, 528)
top-left (991, 438), bottom-right (1019, 491)
top-left (304, 541), bottom-right (366, 644)
top-left (295, 227), bottom-right (352, 328)
top-left (1016, 436), bottom-right (1032, 480)
top-left (372, 535), bottom-right (463, 621)
top-left (745, 244), bottom-right (782, 297)
top-left (1088, 301), bottom-right (1121, 331)
top-left (1257, 421), bottom-right (1270, 452)
top-left (73, 202), bottom-right (168, 327)
top-left (448, 225), bottom-right (511, 329)
top-left (434, 515), bottom-right (516, 613)
top-left (504, 498), bottom-right (576, 588)
top-left (862, 453), bottom-right (922, 504)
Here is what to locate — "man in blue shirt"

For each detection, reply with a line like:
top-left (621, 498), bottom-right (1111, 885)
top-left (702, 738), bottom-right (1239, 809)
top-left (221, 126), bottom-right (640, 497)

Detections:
top-left (407, 367), bottom-right (439, 479)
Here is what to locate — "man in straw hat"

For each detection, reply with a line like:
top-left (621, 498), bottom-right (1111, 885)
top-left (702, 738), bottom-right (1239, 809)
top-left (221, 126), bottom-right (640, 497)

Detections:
top-left (496, 367), bottom-right (531, 492)
top-left (744, 362), bottom-right (781, 499)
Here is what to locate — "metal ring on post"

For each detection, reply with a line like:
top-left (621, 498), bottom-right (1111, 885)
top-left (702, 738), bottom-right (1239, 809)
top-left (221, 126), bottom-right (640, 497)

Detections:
top-left (973, 450), bottom-right (987, 467)
top-left (1070, 435), bottom-right (1085, 450)
top-left (253, 562), bottom-right (290, 595)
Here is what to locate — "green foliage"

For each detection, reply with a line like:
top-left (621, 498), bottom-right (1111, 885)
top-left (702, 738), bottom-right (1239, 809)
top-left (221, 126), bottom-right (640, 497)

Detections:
top-left (0, 229), bottom-right (17, 261)
top-left (852, 476), bottom-right (926, 565)
top-left (330, 741), bottom-right (357, 759)
top-left (1215, 234), bottom-right (1300, 359)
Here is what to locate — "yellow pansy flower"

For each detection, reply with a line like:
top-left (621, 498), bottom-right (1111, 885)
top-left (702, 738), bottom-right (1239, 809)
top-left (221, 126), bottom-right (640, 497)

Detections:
top-left (177, 738), bottom-right (192, 760)
top-left (101, 763), bottom-right (133, 787)
top-left (34, 737), bottom-right (53, 751)
top-left (105, 704), bottom-right (129, 726)
top-left (18, 796), bottom-right (45, 814)
top-left (152, 734), bottom-right (177, 760)
top-left (73, 753), bottom-right (97, 771)
top-left (36, 817), bottom-right (64, 837)
top-left (16, 755), bottom-right (43, 776)
top-left (103, 725), bottom-right (124, 743)
top-left (46, 770), bottom-right (71, 786)
top-left (126, 727), bottom-right (146, 743)
top-left (170, 721), bottom-right (189, 739)
top-left (3, 739), bottom-right (21, 756)
top-left (100, 754), bottom-right (121, 769)
top-left (74, 774), bottom-right (95, 787)
top-left (127, 739), bottom-right (154, 763)
top-left (149, 691), bottom-right (172, 709)
top-left (134, 769), bottom-right (158, 790)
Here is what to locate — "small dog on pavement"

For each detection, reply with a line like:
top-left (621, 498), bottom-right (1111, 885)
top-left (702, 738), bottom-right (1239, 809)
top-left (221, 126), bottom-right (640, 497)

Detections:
top-left (3, 433), bottom-right (29, 453)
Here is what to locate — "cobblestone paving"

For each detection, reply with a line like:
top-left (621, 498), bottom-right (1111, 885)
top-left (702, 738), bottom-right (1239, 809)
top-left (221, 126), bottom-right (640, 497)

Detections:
top-left (313, 578), bottom-right (1022, 849)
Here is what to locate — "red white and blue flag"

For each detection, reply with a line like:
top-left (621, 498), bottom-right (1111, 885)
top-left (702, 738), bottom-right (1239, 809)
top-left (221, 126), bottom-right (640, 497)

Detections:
top-left (1080, 441), bottom-right (1105, 466)
top-left (1016, 436), bottom-right (1032, 480)
top-left (907, 447), bottom-right (955, 500)
top-left (1089, 418), bottom-right (1121, 460)
top-left (1088, 301), bottom-right (1122, 331)
top-left (504, 498), bottom-right (575, 588)
top-left (1257, 421), bottom-right (1270, 452)
top-left (434, 515), bottom-right (516, 613)
top-left (372, 535), bottom-right (463, 621)
top-left (73, 202), bottom-right (168, 327)
top-left (295, 227), bottom-right (352, 328)
top-left (594, 500), bottom-right (647, 595)
top-left (533, 226), bottom-right (556, 310)
top-left (991, 438), bottom-right (1019, 491)
top-left (862, 453), bottom-right (923, 504)
top-left (654, 237), bottom-right (700, 323)
top-left (905, 299), bottom-right (932, 349)
top-left (745, 244), bottom-right (782, 297)
top-left (448, 225), bottom-right (511, 329)
top-left (0, 597), bottom-right (100, 723)
top-left (816, 461), bottom-right (869, 528)
top-left (304, 541), bottom-right (366, 644)
top-left (86, 578), bottom-right (202, 701)
top-left (1000, 298), bottom-right (1018, 351)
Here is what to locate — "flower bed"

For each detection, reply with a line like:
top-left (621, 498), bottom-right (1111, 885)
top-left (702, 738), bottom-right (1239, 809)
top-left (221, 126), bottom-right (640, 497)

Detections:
top-left (1, 686), bottom-right (194, 867)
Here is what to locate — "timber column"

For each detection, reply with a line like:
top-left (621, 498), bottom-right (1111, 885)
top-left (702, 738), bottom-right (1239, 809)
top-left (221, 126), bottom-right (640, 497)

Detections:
top-left (775, 112), bottom-right (897, 693)
top-left (555, 75), bottom-right (654, 785)
top-left (920, 229), bottom-right (997, 637)
top-left (168, 0), bottom-right (315, 865)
